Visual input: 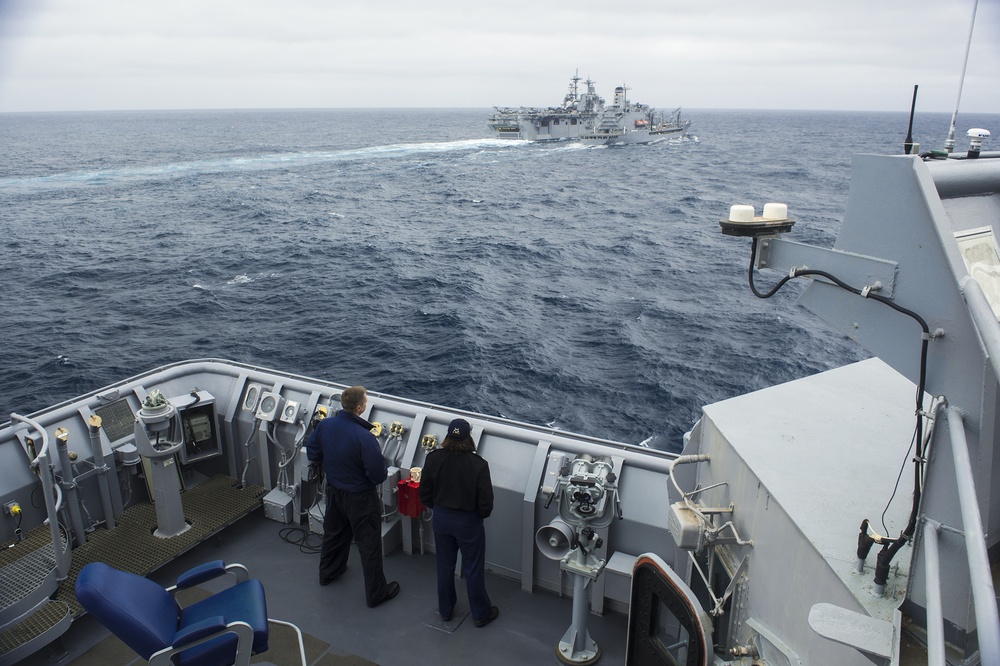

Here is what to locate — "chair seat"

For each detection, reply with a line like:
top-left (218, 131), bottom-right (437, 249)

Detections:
top-left (75, 562), bottom-right (179, 659)
top-left (176, 579), bottom-right (269, 666)
top-left (76, 561), bottom-right (270, 666)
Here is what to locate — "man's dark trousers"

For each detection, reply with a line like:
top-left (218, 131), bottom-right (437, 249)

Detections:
top-left (320, 486), bottom-right (389, 605)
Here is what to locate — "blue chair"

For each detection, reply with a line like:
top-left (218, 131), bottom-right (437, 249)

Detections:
top-left (75, 560), bottom-right (304, 666)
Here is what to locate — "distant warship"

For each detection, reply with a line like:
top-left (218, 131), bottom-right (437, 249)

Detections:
top-left (487, 72), bottom-right (690, 144)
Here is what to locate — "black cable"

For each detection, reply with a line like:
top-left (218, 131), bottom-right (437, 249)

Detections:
top-left (747, 237), bottom-right (932, 561)
top-left (278, 526), bottom-right (322, 554)
top-left (881, 423), bottom-right (919, 535)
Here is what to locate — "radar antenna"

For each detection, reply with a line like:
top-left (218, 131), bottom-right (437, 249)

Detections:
top-left (904, 85), bottom-right (918, 155)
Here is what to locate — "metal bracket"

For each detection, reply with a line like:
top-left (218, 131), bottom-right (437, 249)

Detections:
top-left (757, 238), bottom-right (898, 298)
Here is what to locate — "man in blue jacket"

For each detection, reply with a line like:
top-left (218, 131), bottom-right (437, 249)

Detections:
top-left (307, 385), bottom-right (399, 607)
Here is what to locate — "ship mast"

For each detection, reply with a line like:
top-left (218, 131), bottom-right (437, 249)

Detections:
top-left (944, 0), bottom-right (980, 153)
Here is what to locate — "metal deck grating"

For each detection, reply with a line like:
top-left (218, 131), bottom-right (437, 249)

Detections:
top-left (55, 474), bottom-right (266, 617)
top-left (0, 475), bottom-right (264, 660)
top-left (0, 600), bottom-right (70, 654)
top-left (0, 474), bottom-right (264, 627)
top-left (0, 533), bottom-right (64, 612)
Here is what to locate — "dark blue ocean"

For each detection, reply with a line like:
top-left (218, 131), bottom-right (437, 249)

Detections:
top-left (2, 108), bottom-right (998, 451)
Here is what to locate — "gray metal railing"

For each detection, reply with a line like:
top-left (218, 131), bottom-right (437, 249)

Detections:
top-left (9, 413), bottom-right (71, 578)
top-left (959, 275), bottom-right (1000, 383)
top-left (921, 519), bottom-right (945, 665)
top-left (940, 406), bottom-right (1000, 664)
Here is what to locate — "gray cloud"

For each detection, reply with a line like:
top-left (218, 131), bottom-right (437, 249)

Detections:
top-left (0, 0), bottom-right (997, 113)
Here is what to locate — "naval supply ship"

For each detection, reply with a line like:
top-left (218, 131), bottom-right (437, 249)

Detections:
top-left (487, 73), bottom-right (690, 144)
top-left (579, 87), bottom-right (692, 146)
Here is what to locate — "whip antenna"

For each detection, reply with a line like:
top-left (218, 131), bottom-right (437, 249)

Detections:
top-left (904, 85), bottom-right (918, 155)
top-left (944, 0), bottom-right (980, 153)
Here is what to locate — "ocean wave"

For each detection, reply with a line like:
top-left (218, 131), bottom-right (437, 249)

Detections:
top-left (9, 108), bottom-right (982, 450)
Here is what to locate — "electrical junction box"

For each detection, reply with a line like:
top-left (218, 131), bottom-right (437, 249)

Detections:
top-left (541, 452), bottom-right (568, 496)
top-left (279, 400), bottom-right (299, 424)
top-left (263, 487), bottom-right (294, 524)
top-left (382, 467), bottom-right (400, 512)
top-left (667, 502), bottom-right (705, 551)
top-left (242, 383), bottom-right (264, 413)
top-left (309, 503), bottom-right (324, 535)
top-left (256, 392), bottom-right (282, 422)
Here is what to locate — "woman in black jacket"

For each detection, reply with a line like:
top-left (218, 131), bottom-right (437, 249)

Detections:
top-left (418, 418), bottom-right (500, 627)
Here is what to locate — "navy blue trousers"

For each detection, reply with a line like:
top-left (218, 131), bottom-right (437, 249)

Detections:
top-left (320, 486), bottom-right (390, 606)
top-left (432, 506), bottom-right (492, 621)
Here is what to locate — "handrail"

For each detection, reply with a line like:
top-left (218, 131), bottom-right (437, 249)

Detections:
top-left (945, 406), bottom-right (1000, 662)
top-left (959, 276), bottom-right (1000, 384)
top-left (9, 413), bottom-right (71, 578)
top-left (922, 519), bottom-right (945, 666)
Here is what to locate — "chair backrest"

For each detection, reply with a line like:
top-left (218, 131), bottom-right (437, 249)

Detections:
top-left (75, 562), bottom-right (180, 659)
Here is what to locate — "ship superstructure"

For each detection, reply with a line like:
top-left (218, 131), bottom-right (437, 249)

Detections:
top-left (579, 86), bottom-right (692, 146)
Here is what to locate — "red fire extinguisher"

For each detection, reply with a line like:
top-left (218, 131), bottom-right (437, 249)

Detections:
top-left (397, 478), bottom-right (425, 519)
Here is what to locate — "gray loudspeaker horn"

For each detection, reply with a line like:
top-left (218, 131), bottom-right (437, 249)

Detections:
top-left (535, 518), bottom-right (574, 560)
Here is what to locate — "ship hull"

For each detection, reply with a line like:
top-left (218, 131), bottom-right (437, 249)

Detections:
top-left (487, 112), bottom-right (596, 141)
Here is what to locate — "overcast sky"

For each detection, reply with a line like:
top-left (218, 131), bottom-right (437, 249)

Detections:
top-left (0, 0), bottom-right (997, 114)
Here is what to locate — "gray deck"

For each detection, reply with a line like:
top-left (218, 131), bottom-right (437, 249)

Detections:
top-left (52, 507), bottom-right (630, 665)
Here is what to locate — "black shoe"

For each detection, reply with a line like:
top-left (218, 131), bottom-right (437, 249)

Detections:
top-left (474, 606), bottom-right (499, 628)
top-left (440, 612), bottom-right (452, 622)
top-left (368, 581), bottom-right (400, 608)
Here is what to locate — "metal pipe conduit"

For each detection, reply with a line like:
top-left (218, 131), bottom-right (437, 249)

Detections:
top-left (87, 416), bottom-right (117, 530)
top-left (10, 413), bottom-right (71, 577)
top-left (922, 520), bottom-right (945, 666)
top-left (945, 406), bottom-right (1000, 663)
top-left (959, 276), bottom-right (1000, 385)
top-left (55, 429), bottom-right (87, 547)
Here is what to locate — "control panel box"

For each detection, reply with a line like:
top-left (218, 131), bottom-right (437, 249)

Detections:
top-left (170, 390), bottom-right (222, 465)
top-left (256, 391), bottom-right (282, 422)
top-left (667, 502), bottom-right (705, 552)
top-left (263, 487), bottom-right (294, 524)
top-left (309, 503), bottom-right (324, 535)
